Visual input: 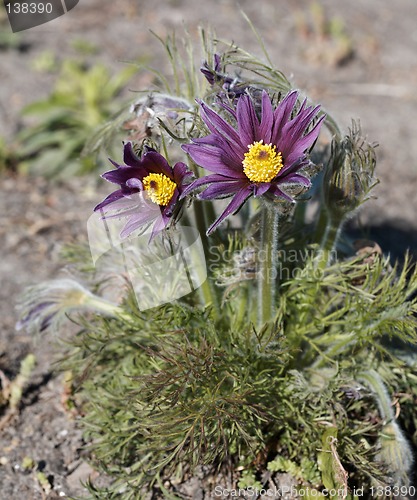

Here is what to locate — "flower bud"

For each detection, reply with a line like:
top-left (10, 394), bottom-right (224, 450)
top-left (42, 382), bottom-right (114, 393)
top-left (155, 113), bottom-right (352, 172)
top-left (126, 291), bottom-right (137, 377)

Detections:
top-left (323, 121), bottom-right (378, 219)
top-left (16, 278), bottom-right (124, 334)
top-left (123, 93), bottom-right (192, 143)
top-left (378, 421), bottom-right (413, 485)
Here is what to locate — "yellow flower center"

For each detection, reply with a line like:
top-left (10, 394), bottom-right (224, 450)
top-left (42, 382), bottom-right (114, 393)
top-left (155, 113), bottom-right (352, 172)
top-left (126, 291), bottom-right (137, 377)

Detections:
top-left (242, 140), bottom-right (283, 183)
top-left (142, 173), bottom-right (177, 206)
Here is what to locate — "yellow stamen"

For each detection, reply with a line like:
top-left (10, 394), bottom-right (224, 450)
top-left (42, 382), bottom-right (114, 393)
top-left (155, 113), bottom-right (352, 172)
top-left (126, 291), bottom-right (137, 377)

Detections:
top-left (242, 140), bottom-right (283, 183)
top-left (142, 173), bottom-right (176, 206)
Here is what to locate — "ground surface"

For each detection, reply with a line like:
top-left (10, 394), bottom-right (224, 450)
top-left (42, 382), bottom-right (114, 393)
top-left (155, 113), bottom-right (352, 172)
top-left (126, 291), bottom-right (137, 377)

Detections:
top-left (1, 0), bottom-right (417, 498)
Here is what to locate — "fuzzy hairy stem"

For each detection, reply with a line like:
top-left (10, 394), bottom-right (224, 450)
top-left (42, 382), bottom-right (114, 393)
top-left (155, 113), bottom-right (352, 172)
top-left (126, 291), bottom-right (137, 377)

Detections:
top-left (258, 205), bottom-right (279, 326)
top-left (358, 369), bottom-right (414, 482)
top-left (358, 369), bottom-right (394, 422)
top-left (313, 203), bottom-right (330, 245)
top-left (315, 213), bottom-right (343, 270)
top-left (193, 201), bottom-right (219, 313)
top-left (87, 295), bottom-right (131, 322)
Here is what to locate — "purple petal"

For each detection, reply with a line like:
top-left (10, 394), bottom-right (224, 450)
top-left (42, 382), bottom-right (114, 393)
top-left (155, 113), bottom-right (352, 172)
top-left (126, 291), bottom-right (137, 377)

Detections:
top-left (198, 179), bottom-right (247, 200)
top-left (173, 162), bottom-right (193, 186)
top-left (207, 187), bottom-right (252, 234)
top-left (201, 64), bottom-right (215, 85)
top-left (163, 189), bottom-right (180, 217)
top-left (141, 150), bottom-right (173, 179)
top-left (282, 173), bottom-right (311, 187)
top-left (214, 53), bottom-right (221, 71)
top-left (16, 301), bottom-right (55, 332)
top-left (120, 210), bottom-right (159, 239)
top-left (236, 94), bottom-right (259, 146)
top-left (259, 91), bottom-right (274, 143)
top-left (182, 143), bottom-right (244, 178)
top-left (271, 91), bottom-right (299, 145)
top-left (283, 114), bottom-right (326, 166)
top-left (102, 166), bottom-right (145, 185)
top-left (278, 156), bottom-right (309, 178)
top-left (123, 142), bottom-right (142, 168)
top-left (149, 212), bottom-right (170, 241)
top-left (279, 104), bottom-right (321, 158)
top-left (252, 182), bottom-right (271, 197)
top-left (126, 178), bottom-right (143, 189)
top-left (94, 189), bottom-right (126, 211)
top-left (181, 174), bottom-right (237, 198)
top-left (108, 158), bottom-right (121, 169)
top-left (103, 205), bottom-right (144, 219)
top-left (285, 101), bottom-right (320, 136)
top-left (120, 220), bottom-right (150, 239)
top-left (98, 194), bottom-right (145, 218)
top-left (268, 184), bottom-right (295, 202)
top-left (218, 99), bottom-right (237, 120)
top-left (199, 101), bottom-right (242, 148)
top-left (186, 133), bottom-right (245, 168)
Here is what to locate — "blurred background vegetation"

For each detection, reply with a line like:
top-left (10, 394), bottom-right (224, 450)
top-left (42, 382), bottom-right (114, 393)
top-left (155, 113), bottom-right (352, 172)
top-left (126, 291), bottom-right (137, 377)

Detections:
top-left (1, 40), bottom-right (141, 178)
top-left (0, 1), bottom-right (356, 180)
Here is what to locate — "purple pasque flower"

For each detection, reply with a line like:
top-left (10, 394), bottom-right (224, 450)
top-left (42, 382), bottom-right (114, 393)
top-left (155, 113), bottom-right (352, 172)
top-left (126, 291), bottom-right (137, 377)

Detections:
top-left (95, 142), bottom-right (192, 240)
top-left (200, 53), bottom-right (222, 86)
top-left (181, 90), bottom-right (325, 234)
top-left (16, 278), bottom-right (127, 334)
top-left (16, 279), bottom-right (98, 334)
top-left (200, 53), bottom-right (251, 99)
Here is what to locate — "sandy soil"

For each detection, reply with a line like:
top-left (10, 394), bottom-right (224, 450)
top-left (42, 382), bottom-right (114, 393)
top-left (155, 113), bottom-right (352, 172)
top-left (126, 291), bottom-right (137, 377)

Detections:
top-left (1, 0), bottom-right (417, 497)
